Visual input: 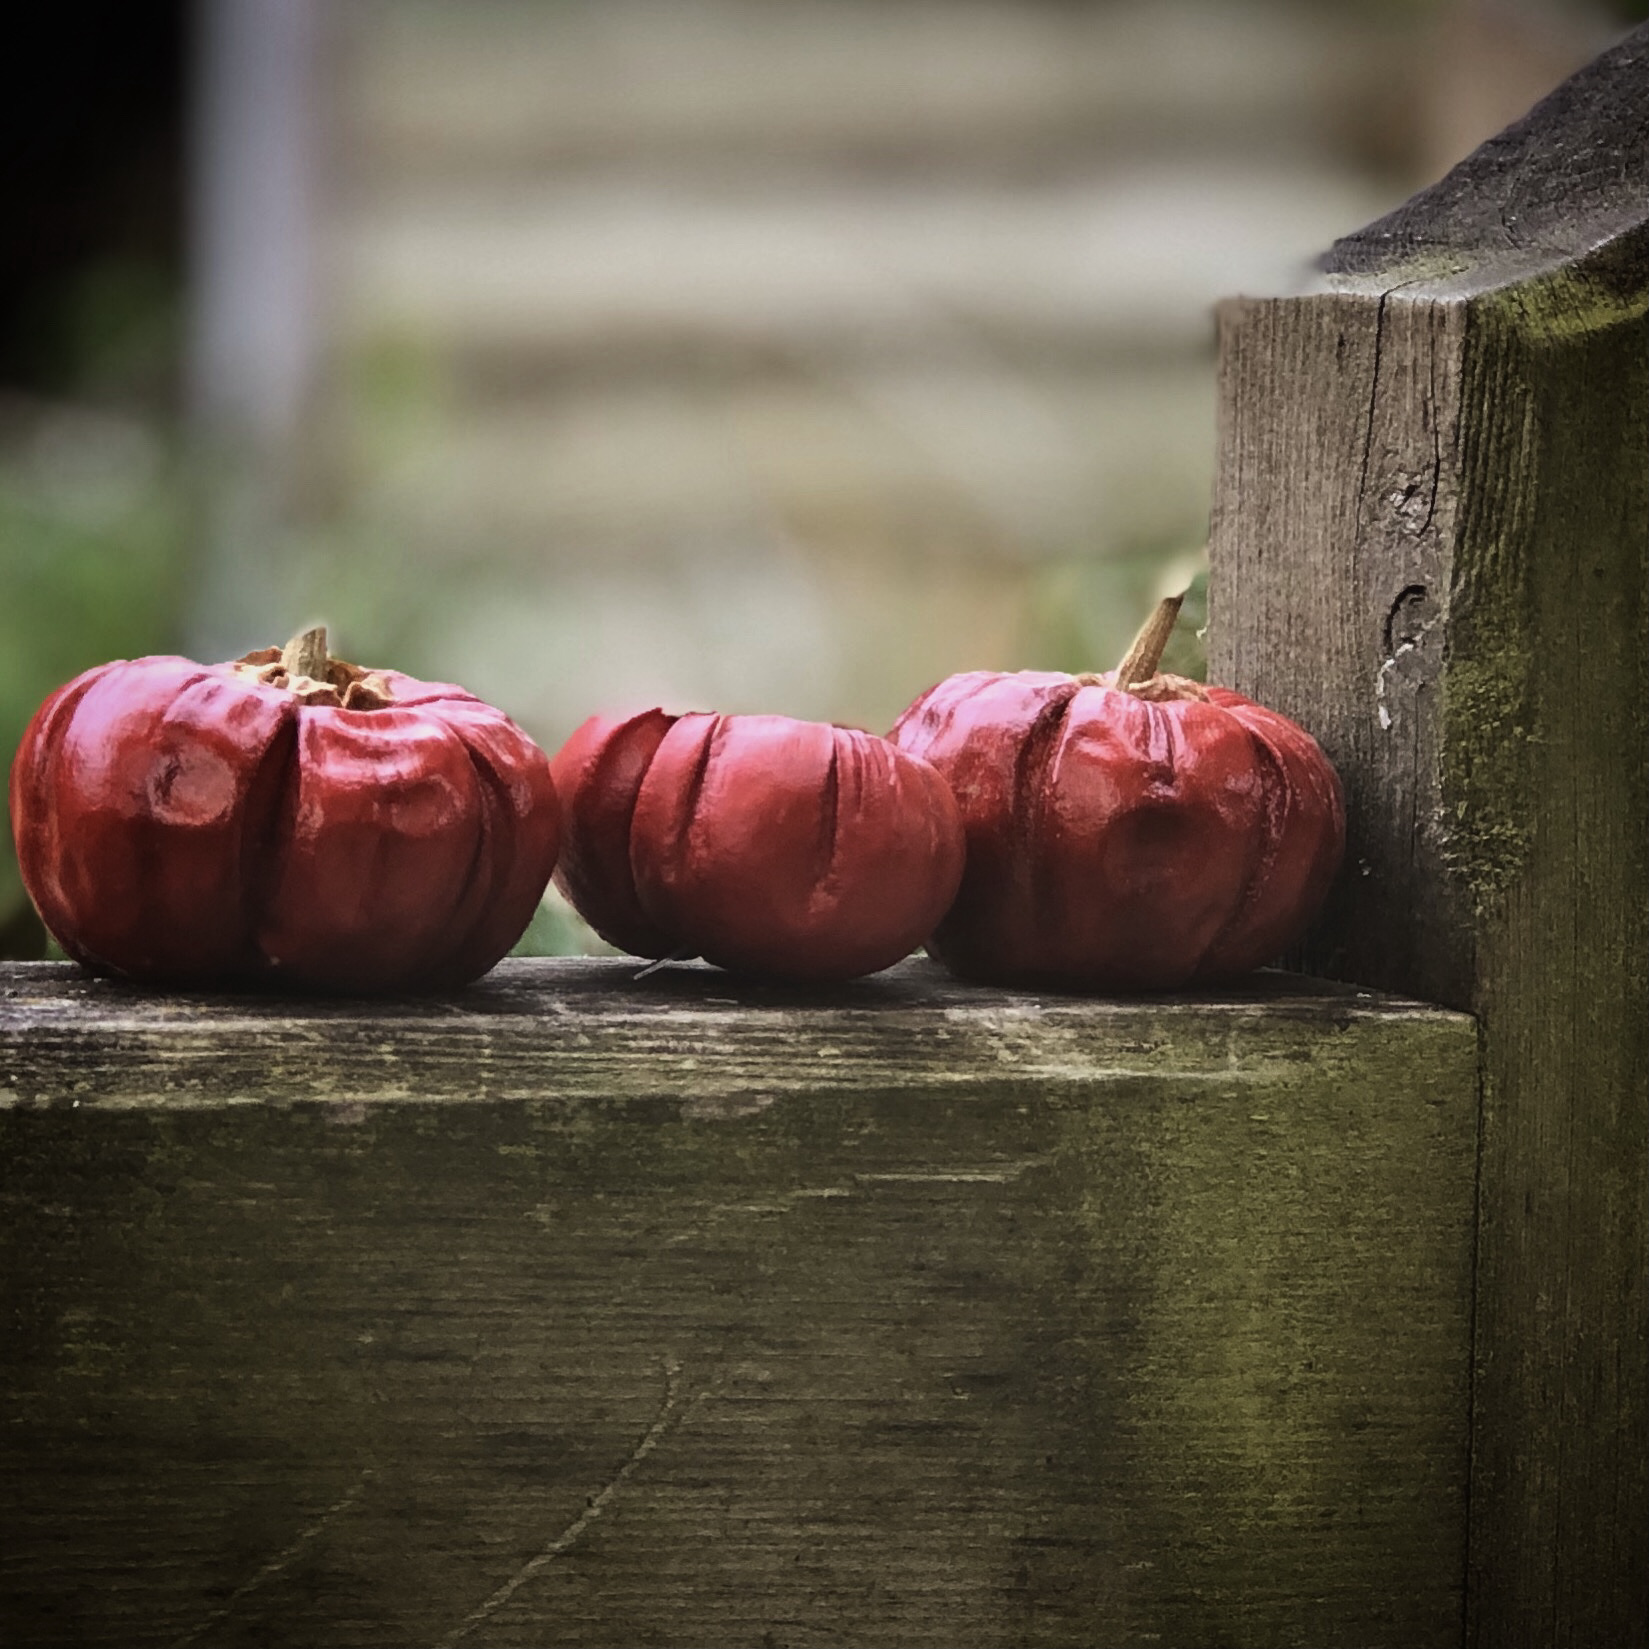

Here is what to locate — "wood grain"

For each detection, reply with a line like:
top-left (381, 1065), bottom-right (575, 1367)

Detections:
top-left (1207, 26), bottom-right (1647, 1648)
top-left (1, 957), bottom-right (1475, 1649)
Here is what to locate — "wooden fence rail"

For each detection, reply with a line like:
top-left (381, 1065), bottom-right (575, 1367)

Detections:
top-left (1, 961), bottom-right (1475, 1648)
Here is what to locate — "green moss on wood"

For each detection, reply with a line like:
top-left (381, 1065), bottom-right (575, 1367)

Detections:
top-left (1440, 259), bottom-right (1648, 915)
top-left (1438, 293), bottom-right (1540, 913)
top-left (1438, 648), bottom-right (1535, 910)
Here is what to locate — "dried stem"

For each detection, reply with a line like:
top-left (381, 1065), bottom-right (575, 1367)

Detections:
top-left (281, 626), bottom-right (331, 684)
top-left (1112, 594), bottom-right (1185, 691)
top-left (236, 626), bottom-right (396, 709)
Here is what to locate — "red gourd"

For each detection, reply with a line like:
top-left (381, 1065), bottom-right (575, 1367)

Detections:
top-left (889, 595), bottom-right (1344, 990)
top-left (551, 710), bottom-right (964, 981)
top-left (9, 627), bottom-right (561, 992)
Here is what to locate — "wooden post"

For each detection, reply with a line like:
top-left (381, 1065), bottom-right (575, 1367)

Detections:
top-left (1208, 27), bottom-right (1648, 1647)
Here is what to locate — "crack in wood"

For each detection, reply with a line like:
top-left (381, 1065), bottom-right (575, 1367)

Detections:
top-left (1421, 323), bottom-right (1443, 541)
top-left (1354, 288), bottom-right (1391, 521)
top-left (436, 1355), bottom-right (709, 1648)
top-left (170, 1467), bottom-right (375, 1649)
top-left (659, 1159), bottom-right (1051, 1246)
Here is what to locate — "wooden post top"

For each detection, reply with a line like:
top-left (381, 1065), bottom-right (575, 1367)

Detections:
top-left (1323, 22), bottom-right (1647, 293)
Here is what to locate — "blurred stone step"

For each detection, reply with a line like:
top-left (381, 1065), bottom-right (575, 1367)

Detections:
top-left (335, 163), bottom-right (1392, 365)
top-left (340, 0), bottom-right (1396, 176)
top-left (346, 359), bottom-right (1216, 561)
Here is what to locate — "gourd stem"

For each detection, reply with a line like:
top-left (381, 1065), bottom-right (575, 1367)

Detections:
top-left (281, 626), bottom-right (330, 683)
top-left (1112, 594), bottom-right (1184, 689)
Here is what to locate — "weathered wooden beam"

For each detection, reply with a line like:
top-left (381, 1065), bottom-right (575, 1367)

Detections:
top-left (1, 958), bottom-right (1474, 1649)
top-left (1207, 27), bottom-right (1648, 1648)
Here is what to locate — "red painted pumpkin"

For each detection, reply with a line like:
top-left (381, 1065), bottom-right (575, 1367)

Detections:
top-left (889, 596), bottom-right (1344, 990)
top-left (552, 710), bottom-right (964, 980)
top-left (9, 628), bottom-right (561, 992)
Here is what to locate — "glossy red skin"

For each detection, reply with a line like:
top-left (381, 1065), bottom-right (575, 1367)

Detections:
top-left (552, 710), bottom-right (965, 980)
top-left (549, 709), bottom-right (678, 958)
top-left (9, 655), bottom-right (561, 992)
top-left (890, 669), bottom-right (1344, 990)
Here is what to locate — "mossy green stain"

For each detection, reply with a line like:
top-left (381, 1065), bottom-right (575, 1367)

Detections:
top-left (1438, 295), bottom-right (1542, 914)
top-left (1438, 259), bottom-right (1647, 915)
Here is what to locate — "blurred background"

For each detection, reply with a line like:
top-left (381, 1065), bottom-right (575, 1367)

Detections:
top-left (2, 0), bottom-right (1637, 958)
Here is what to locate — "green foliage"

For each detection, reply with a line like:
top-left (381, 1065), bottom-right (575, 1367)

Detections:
top-left (50, 259), bottom-right (182, 406)
top-left (508, 885), bottom-right (619, 959)
top-left (1024, 542), bottom-right (1208, 681)
top-left (0, 409), bottom-right (190, 950)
